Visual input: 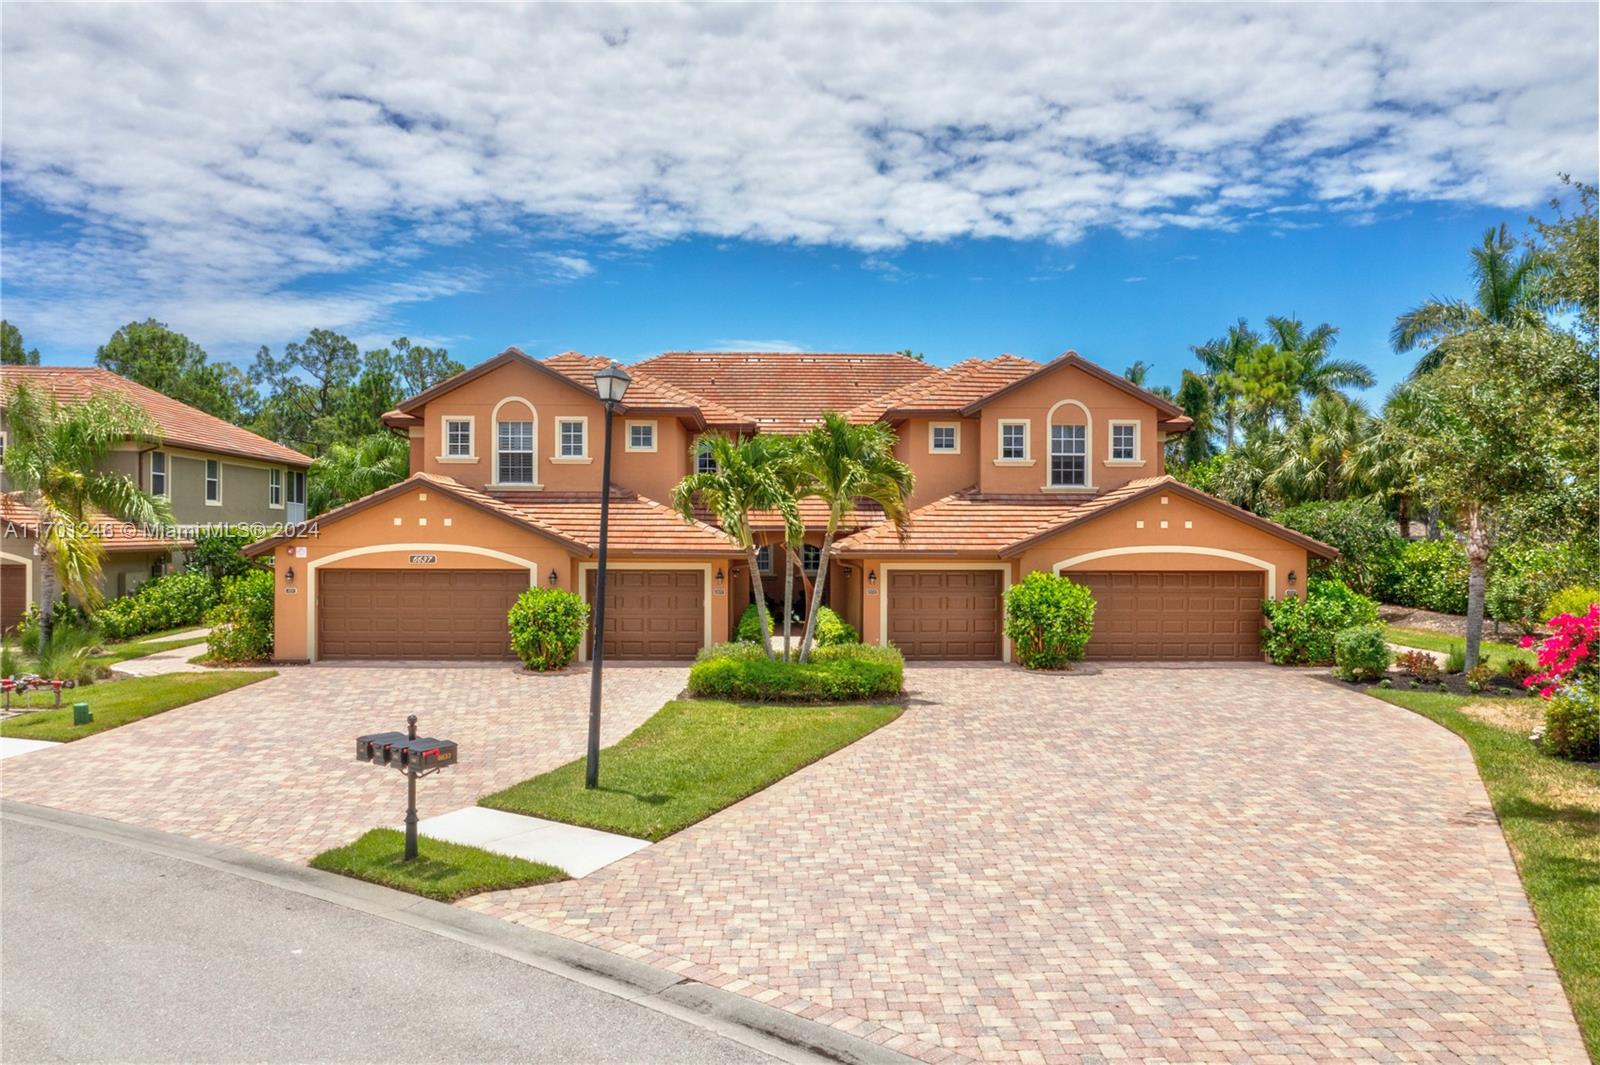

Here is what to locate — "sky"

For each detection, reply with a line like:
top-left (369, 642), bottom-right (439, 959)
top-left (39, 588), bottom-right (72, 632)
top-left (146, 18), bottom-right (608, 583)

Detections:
top-left (1, 3), bottom-right (1595, 403)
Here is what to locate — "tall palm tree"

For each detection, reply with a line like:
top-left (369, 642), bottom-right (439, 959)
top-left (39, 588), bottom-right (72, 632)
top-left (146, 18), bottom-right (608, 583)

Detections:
top-left (671, 433), bottom-right (799, 660)
top-left (765, 435), bottom-right (811, 661)
top-left (2, 384), bottom-right (173, 636)
top-left (1265, 395), bottom-right (1374, 504)
top-left (1391, 224), bottom-right (1549, 373)
top-left (1356, 383), bottom-right (1432, 538)
top-left (1191, 319), bottom-right (1258, 449)
top-left (1264, 316), bottom-right (1375, 415)
top-left (1123, 360), bottom-right (1151, 386)
top-left (793, 413), bottom-right (915, 662)
top-left (308, 431), bottom-right (409, 516)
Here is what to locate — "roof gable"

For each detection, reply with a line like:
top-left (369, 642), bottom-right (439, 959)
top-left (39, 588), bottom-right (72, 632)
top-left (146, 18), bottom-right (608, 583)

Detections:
top-left (958, 352), bottom-right (1185, 420)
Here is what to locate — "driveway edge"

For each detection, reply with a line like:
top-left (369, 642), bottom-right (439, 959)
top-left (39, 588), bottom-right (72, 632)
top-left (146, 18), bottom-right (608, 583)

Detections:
top-left (1, 799), bottom-right (926, 1065)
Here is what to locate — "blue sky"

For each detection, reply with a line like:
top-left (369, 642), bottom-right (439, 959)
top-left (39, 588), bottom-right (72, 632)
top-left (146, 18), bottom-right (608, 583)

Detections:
top-left (2, 4), bottom-right (1594, 406)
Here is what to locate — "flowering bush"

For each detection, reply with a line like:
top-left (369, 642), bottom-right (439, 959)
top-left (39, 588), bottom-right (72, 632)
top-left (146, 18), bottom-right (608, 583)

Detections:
top-left (1541, 682), bottom-right (1599, 760)
top-left (1521, 604), bottom-right (1599, 699)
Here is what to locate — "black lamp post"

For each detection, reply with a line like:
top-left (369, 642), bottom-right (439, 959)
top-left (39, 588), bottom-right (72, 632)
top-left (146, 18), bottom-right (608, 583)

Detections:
top-left (586, 361), bottom-right (632, 789)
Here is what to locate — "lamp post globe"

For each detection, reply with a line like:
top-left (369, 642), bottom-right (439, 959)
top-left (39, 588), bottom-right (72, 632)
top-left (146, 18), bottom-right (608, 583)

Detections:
top-left (585, 361), bottom-right (631, 789)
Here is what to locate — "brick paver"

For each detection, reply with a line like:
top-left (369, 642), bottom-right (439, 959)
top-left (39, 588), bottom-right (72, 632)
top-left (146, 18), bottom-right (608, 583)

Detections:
top-left (463, 664), bottom-right (1586, 1064)
top-left (0, 662), bottom-right (685, 862)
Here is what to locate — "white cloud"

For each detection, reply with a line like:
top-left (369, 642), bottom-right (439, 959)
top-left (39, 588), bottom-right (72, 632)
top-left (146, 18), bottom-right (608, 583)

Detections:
top-left (0, 3), bottom-right (1593, 352)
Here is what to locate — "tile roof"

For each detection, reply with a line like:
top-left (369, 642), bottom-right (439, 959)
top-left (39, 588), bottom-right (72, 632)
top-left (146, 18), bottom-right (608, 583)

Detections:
top-left (1, 366), bottom-right (312, 467)
top-left (541, 352), bottom-right (754, 428)
top-left (0, 493), bottom-right (191, 552)
top-left (631, 352), bottom-right (937, 434)
top-left (845, 355), bottom-right (1041, 421)
top-left (489, 487), bottom-right (740, 556)
top-left (958, 352), bottom-right (1186, 420)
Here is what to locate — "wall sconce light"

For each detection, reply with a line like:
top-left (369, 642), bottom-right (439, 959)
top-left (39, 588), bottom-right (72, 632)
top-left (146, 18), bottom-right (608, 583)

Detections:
top-left (867, 570), bottom-right (877, 587)
top-left (284, 566), bottom-right (295, 583)
top-left (1287, 570), bottom-right (1297, 587)
top-left (715, 567), bottom-right (725, 584)
top-left (548, 568), bottom-right (560, 586)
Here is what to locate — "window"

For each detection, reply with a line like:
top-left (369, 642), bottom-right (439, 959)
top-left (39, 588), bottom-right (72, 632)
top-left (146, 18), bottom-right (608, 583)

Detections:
top-left (1050, 425), bottom-right (1086, 487)
top-left (287, 469), bottom-right (306, 506)
top-left (802, 544), bottom-right (822, 575)
top-left (497, 420), bottom-right (535, 483)
top-left (444, 418), bottom-right (473, 458)
top-left (204, 459), bottom-right (221, 503)
top-left (269, 468), bottom-right (282, 508)
top-left (999, 421), bottom-right (1028, 461)
top-left (150, 451), bottom-right (168, 497)
top-left (1110, 422), bottom-right (1138, 462)
top-left (755, 545), bottom-right (773, 574)
top-left (930, 423), bottom-right (958, 453)
top-left (557, 418), bottom-right (587, 459)
top-left (696, 443), bottom-right (718, 474)
top-left (627, 421), bottom-right (656, 452)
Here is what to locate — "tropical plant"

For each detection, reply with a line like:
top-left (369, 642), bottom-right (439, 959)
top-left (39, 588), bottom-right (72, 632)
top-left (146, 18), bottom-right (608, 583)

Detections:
top-left (1272, 499), bottom-right (1401, 597)
top-left (810, 606), bottom-right (860, 647)
top-left (1521, 604), bottom-right (1599, 699)
top-left (792, 413), bottom-right (914, 662)
top-left (1485, 539), bottom-right (1592, 635)
top-left (1259, 578), bottom-right (1379, 665)
top-left (307, 431), bottom-right (409, 516)
top-left (1356, 382), bottom-right (1432, 537)
top-left (0, 384), bottom-right (174, 638)
top-left (95, 571), bottom-right (220, 640)
top-left (1263, 316), bottom-right (1374, 414)
top-left (687, 641), bottom-right (903, 702)
top-left (1333, 625), bottom-right (1390, 682)
top-left (1190, 431), bottom-right (1280, 514)
top-left (1527, 176), bottom-right (1597, 351)
top-left (205, 570), bottom-right (275, 663)
top-left (672, 433), bottom-right (799, 660)
top-left (185, 528), bottom-right (258, 581)
top-left (33, 622), bottom-right (101, 685)
top-left (1168, 369), bottom-right (1217, 467)
top-left (1264, 395), bottom-right (1374, 504)
top-left (1003, 572), bottom-right (1096, 670)
top-left (1541, 682), bottom-right (1598, 760)
top-left (1380, 538), bottom-right (1469, 615)
top-left (734, 602), bottom-right (771, 644)
top-left (1395, 649), bottom-right (1442, 684)
top-left (506, 587), bottom-right (589, 671)
top-left (1545, 586), bottom-right (1600, 624)
top-left (1123, 360), bottom-right (1151, 386)
top-left (1190, 319), bottom-right (1258, 449)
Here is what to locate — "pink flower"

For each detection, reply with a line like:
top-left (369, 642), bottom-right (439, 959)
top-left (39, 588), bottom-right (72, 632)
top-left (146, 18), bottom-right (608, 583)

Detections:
top-left (1521, 635), bottom-right (1535, 649)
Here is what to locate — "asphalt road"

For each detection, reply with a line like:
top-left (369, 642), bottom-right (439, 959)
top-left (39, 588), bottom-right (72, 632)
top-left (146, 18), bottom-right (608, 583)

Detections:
top-left (0, 818), bottom-right (774, 1064)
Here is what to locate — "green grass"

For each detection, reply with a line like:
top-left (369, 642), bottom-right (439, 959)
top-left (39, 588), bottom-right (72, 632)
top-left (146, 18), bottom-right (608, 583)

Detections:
top-left (310, 829), bottom-right (565, 901)
top-left (1366, 687), bottom-right (1598, 1059)
top-left (0, 670), bottom-right (275, 742)
top-left (91, 634), bottom-right (209, 668)
top-left (1382, 624), bottom-right (1537, 671)
top-left (481, 698), bottom-right (904, 841)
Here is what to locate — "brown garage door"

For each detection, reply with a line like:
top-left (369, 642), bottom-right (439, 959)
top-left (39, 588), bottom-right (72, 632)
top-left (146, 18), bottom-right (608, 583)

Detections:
top-left (887, 570), bottom-right (1003, 660)
top-left (1072, 571), bottom-right (1264, 661)
top-left (318, 569), bottom-right (527, 660)
top-left (2, 563), bottom-right (26, 635)
top-left (585, 569), bottom-right (704, 660)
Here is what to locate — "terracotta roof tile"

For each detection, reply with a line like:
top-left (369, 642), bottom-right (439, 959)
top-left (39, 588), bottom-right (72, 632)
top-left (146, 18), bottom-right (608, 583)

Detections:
top-left (0, 493), bottom-right (191, 552)
top-left (845, 355), bottom-right (1042, 421)
top-left (542, 353), bottom-right (753, 427)
top-left (1, 366), bottom-right (312, 467)
top-left (487, 487), bottom-right (740, 556)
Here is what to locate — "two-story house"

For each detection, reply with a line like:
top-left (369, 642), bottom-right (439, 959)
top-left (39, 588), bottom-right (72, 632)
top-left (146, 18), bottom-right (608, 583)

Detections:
top-left (1, 366), bottom-right (313, 629)
top-left (242, 347), bottom-right (1334, 665)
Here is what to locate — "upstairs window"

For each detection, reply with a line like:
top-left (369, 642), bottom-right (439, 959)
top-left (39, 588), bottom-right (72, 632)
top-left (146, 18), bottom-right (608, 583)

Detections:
top-left (1000, 421), bottom-right (1028, 461)
top-left (802, 544), bottom-right (822, 574)
top-left (557, 418), bottom-right (587, 458)
top-left (445, 418), bottom-right (473, 458)
top-left (1111, 423), bottom-right (1137, 461)
top-left (269, 468), bottom-right (282, 507)
top-left (497, 420), bottom-right (535, 484)
top-left (755, 545), bottom-right (773, 574)
top-left (696, 443), bottom-right (718, 475)
top-left (204, 459), bottom-right (221, 503)
top-left (150, 451), bottom-right (168, 497)
top-left (930, 424), bottom-right (958, 453)
top-left (287, 469), bottom-right (306, 506)
top-left (627, 421), bottom-right (656, 452)
top-left (1050, 425), bottom-right (1086, 487)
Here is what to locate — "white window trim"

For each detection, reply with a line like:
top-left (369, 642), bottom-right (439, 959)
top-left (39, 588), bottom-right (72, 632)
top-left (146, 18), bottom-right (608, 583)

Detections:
top-left (928, 421), bottom-right (961, 455)
top-left (625, 419), bottom-right (658, 453)
top-left (802, 543), bottom-right (822, 575)
top-left (755, 545), bottom-right (774, 575)
top-left (438, 415), bottom-right (476, 463)
top-left (1106, 419), bottom-right (1144, 466)
top-left (695, 439), bottom-right (718, 475)
top-left (994, 418), bottom-right (1033, 466)
top-left (204, 459), bottom-right (223, 506)
top-left (551, 416), bottom-right (592, 464)
top-left (149, 450), bottom-right (169, 499)
top-left (1044, 399), bottom-right (1094, 492)
top-left (268, 467), bottom-right (284, 509)
top-left (490, 397), bottom-right (542, 488)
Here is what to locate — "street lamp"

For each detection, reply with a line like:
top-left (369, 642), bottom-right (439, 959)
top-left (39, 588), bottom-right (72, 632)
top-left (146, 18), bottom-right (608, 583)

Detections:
top-left (586, 361), bottom-right (631, 789)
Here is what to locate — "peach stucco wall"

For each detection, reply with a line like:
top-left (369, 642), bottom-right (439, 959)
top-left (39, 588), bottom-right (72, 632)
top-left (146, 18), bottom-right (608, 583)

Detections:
top-left (977, 365), bottom-right (1165, 496)
top-left (894, 416), bottom-right (980, 508)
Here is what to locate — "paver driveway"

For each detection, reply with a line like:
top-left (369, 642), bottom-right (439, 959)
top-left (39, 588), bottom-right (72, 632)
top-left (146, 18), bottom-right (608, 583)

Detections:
top-left (0, 662), bottom-right (685, 862)
top-left (465, 665), bottom-right (1585, 1064)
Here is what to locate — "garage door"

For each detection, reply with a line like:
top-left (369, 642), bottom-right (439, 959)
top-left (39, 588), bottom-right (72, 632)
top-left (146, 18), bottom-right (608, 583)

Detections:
top-left (318, 569), bottom-right (527, 660)
top-left (2, 563), bottom-right (26, 634)
top-left (1072, 571), bottom-right (1264, 660)
top-left (585, 569), bottom-right (704, 659)
top-left (887, 570), bottom-right (1003, 660)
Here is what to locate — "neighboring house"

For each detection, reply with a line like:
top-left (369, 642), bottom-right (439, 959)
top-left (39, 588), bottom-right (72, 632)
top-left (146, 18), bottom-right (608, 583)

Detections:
top-left (1, 366), bottom-right (312, 627)
top-left (243, 347), bottom-right (1335, 665)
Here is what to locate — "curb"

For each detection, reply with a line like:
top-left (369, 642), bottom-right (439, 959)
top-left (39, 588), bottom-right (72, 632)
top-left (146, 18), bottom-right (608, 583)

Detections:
top-left (1, 800), bottom-right (925, 1065)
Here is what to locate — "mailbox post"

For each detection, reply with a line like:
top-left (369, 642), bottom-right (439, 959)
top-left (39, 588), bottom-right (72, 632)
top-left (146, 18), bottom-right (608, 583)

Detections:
top-left (355, 714), bottom-right (457, 861)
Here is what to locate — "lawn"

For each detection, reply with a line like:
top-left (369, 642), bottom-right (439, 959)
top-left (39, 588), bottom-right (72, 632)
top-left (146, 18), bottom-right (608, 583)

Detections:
top-left (1366, 687), bottom-right (1598, 1059)
top-left (480, 698), bottom-right (903, 841)
top-left (310, 829), bottom-right (565, 902)
top-left (91, 633), bottom-right (209, 669)
top-left (0, 670), bottom-right (275, 742)
top-left (1382, 623), bottom-right (1537, 671)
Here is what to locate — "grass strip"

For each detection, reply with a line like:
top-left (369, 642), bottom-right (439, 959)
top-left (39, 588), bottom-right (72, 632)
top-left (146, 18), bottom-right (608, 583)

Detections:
top-left (1382, 624), bottom-right (1537, 671)
top-left (309, 829), bottom-right (565, 902)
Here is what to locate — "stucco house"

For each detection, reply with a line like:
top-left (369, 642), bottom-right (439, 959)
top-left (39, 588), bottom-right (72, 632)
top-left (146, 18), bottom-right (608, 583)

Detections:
top-left (1, 366), bottom-right (313, 630)
top-left (242, 347), bottom-right (1334, 664)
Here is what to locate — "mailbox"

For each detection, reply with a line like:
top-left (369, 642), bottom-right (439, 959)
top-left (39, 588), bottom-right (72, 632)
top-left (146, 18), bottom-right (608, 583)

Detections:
top-left (352, 715), bottom-right (458, 862)
top-left (357, 731), bottom-right (407, 764)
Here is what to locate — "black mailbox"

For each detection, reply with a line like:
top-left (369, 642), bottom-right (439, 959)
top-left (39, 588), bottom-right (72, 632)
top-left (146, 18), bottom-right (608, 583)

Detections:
top-left (357, 731), bottom-right (407, 764)
top-left (352, 716), bottom-right (458, 862)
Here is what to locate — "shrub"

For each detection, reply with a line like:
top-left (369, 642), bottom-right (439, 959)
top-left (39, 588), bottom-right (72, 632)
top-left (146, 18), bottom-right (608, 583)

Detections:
top-left (33, 622), bottom-right (102, 685)
top-left (1506, 659), bottom-right (1536, 685)
top-left (204, 570), bottom-right (275, 663)
top-left (687, 642), bottom-right (903, 701)
top-left (1003, 572), bottom-right (1095, 670)
top-left (734, 602), bottom-right (771, 643)
top-left (185, 528), bottom-right (257, 582)
top-left (1260, 578), bottom-right (1379, 665)
top-left (1395, 649), bottom-right (1442, 683)
top-left (94, 571), bottom-right (218, 640)
top-left (1521, 604), bottom-right (1599, 699)
top-left (507, 587), bottom-right (589, 671)
top-left (1544, 585), bottom-right (1600, 624)
top-left (1485, 539), bottom-right (1587, 635)
top-left (1443, 642), bottom-right (1466, 675)
top-left (1273, 499), bottom-right (1402, 597)
top-left (1541, 681), bottom-right (1599, 760)
top-left (1333, 625), bottom-right (1390, 682)
top-left (15, 598), bottom-right (88, 653)
top-left (1465, 663), bottom-right (1496, 692)
top-left (1379, 538), bottom-right (1468, 615)
top-left (810, 606), bottom-right (859, 647)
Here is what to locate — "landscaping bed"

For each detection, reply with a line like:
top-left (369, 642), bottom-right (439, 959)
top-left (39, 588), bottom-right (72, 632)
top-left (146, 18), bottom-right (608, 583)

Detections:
top-left (0, 671), bottom-right (276, 742)
top-left (686, 642), bottom-right (903, 702)
top-left (309, 829), bottom-right (565, 902)
top-left (480, 697), bottom-right (903, 841)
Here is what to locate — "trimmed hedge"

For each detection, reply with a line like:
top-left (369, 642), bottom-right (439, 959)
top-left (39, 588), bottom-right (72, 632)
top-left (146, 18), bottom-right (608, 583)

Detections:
top-left (1003, 571), bottom-right (1095, 669)
top-left (95, 572), bottom-right (219, 640)
top-left (507, 587), bottom-right (589, 671)
top-left (736, 603), bottom-right (859, 647)
top-left (1261, 578), bottom-right (1379, 665)
top-left (734, 602), bottom-right (771, 643)
top-left (687, 643), bottom-right (903, 702)
top-left (205, 570), bottom-right (274, 663)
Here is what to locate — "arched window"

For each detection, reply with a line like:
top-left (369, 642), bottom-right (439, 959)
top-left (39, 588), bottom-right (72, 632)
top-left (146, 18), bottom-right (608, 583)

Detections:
top-left (1046, 400), bottom-right (1091, 489)
top-left (492, 397), bottom-right (537, 485)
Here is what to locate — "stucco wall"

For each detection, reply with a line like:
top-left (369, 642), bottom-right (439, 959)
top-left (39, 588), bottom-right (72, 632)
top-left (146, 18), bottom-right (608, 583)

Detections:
top-left (156, 450), bottom-right (292, 527)
top-left (895, 416), bottom-right (980, 509)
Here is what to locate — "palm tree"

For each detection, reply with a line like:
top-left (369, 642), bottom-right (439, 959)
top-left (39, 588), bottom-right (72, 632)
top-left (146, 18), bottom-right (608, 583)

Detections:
top-left (1391, 224), bottom-right (1548, 373)
top-left (765, 435), bottom-right (811, 661)
top-left (1356, 383), bottom-right (1432, 537)
top-left (1123, 360), bottom-right (1151, 386)
top-left (1265, 395), bottom-right (1374, 504)
top-left (1191, 319), bottom-right (1258, 449)
top-left (1204, 430), bottom-right (1281, 514)
top-left (307, 431), bottom-right (409, 516)
top-left (1264, 316), bottom-right (1374, 415)
top-left (793, 413), bottom-right (915, 662)
top-left (2, 384), bottom-right (173, 636)
top-left (671, 433), bottom-right (799, 660)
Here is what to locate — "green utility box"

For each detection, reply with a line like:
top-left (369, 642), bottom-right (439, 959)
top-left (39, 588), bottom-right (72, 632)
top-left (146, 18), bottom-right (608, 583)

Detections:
top-left (72, 702), bottom-right (92, 726)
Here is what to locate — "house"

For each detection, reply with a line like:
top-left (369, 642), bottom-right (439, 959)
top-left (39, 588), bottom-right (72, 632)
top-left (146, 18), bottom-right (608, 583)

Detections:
top-left (241, 347), bottom-right (1334, 664)
top-left (1, 366), bottom-right (313, 629)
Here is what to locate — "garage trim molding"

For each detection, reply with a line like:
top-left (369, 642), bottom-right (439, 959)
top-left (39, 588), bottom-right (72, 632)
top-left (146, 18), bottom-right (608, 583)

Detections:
top-left (576, 561), bottom-right (715, 663)
top-left (0, 546), bottom-right (35, 610)
top-left (1051, 546), bottom-right (1278, 597)
top-left (306, 543), bottom-right (539, 663)
top-left (878, 561), bottom-right (1013, 663)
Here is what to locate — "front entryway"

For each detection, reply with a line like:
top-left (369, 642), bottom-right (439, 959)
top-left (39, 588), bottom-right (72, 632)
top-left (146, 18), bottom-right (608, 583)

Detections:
top-left (1072, 570), bottom-right (1264, 660)
top-left (318, 569), bottom-right (526, 660)
top-left (886, 569), bottom-right (1003, 660)
top-left (585, 569), bottom-right (705, 660)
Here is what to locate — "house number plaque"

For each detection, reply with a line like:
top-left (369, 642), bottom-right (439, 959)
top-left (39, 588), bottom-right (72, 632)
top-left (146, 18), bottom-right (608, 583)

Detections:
top-left (409, 554), bottom-right (438, 565)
